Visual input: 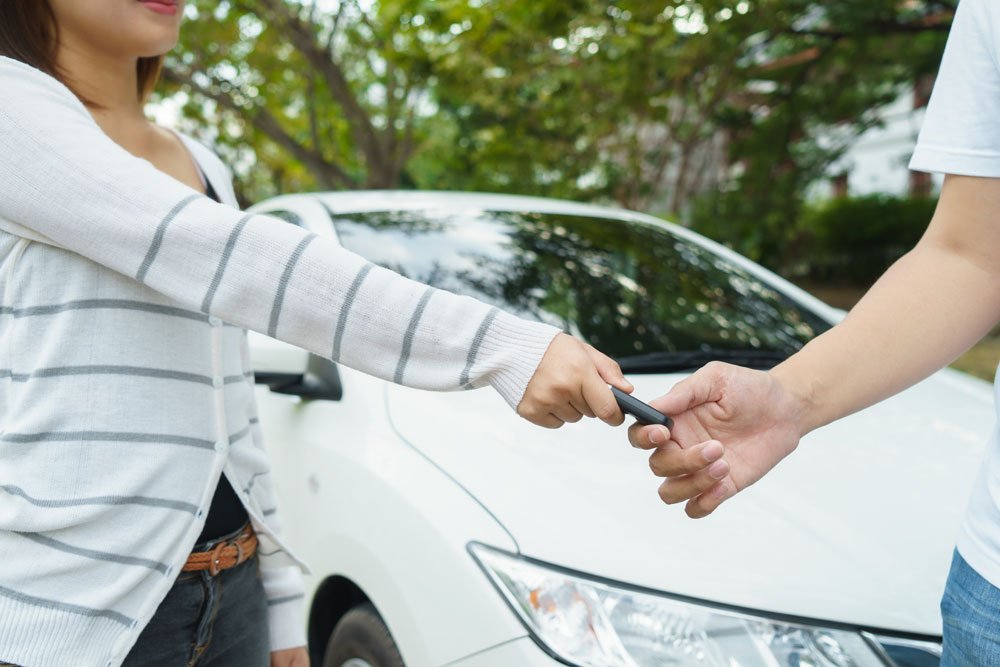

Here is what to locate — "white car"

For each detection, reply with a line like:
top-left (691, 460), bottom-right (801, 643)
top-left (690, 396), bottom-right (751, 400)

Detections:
top-left (246, 191), bottom-right (992, 667)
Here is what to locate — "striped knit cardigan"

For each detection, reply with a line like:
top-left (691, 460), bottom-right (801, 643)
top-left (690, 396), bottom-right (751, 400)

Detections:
top-left (0, 56), bottom-right (559, 667)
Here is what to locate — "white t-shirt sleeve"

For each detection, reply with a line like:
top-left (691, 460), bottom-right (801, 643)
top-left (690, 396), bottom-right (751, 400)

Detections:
top-left (909, 0), bottom-right (1000, 176)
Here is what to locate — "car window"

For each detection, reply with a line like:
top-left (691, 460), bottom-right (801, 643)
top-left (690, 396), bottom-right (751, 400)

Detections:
top-left (328, 209), bottom-right (832, 361)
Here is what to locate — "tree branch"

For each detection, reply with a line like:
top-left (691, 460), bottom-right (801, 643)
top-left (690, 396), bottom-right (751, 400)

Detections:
top-left (256, 0), bottom-right (388, 178)
top-left (162, 64), bottom-right (356, 190)
top-left (306, 71), bottom-right (322, 153)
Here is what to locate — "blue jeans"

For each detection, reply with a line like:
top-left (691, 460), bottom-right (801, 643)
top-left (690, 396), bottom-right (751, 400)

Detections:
top-left (942, 550), bottom-right (1000, 666)
top-left (121, 525), bottom-right (270, 667)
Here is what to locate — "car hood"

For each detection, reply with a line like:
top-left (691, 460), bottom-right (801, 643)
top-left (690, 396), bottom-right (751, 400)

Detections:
top-left (386, 369), bottom-right (995, 636)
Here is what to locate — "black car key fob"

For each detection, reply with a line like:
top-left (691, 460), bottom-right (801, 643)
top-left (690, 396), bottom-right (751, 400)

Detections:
top-left (611, 386), bottom-right (673, 428)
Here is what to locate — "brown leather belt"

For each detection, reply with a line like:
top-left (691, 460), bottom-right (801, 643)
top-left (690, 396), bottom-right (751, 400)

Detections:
top-left (182, 524), bottom-right (258, 576)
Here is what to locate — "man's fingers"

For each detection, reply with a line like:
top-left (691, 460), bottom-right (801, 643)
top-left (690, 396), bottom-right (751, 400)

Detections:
top-left (684, 478), bottom-right (734, 519)
top-left (648, 440), bottom-right (724, 477)
top-left (647, 362), bottom-right (729, 416)
top-left (628, 423), bottom-right (671, 450)
top-left (581, 372), bottom-right (624, 426)
top-left (656, 459), bottom-right (730, 505)
top-left (585, 344), bottom-right (633, 393)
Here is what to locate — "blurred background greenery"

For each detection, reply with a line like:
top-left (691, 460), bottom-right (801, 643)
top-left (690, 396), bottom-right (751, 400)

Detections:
top-left (160, 1), bottom-right (996, 378)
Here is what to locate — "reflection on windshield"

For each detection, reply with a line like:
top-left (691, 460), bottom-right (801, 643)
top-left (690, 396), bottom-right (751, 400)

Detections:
top-left (330, 208), bottom-right (831, 359)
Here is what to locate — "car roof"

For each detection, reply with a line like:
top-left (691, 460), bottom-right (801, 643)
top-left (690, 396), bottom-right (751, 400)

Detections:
top-left (262, 190), bottom-right (646, 223)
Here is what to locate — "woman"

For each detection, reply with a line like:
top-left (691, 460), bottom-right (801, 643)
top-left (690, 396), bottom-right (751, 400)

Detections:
top-left (0, 2), bottom-right (632, 666)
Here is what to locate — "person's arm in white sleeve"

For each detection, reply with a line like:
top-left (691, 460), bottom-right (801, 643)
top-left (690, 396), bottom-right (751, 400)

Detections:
top-left (0, 56), bottom-right (631, 424)
top-left (261, 567), bottom-right (307, 652)
top-left (259, 534), bottom-right (308, 652)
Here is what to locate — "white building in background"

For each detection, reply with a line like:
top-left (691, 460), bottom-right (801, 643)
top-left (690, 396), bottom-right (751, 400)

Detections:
top-left (812, 79), bottom-right (943, 200)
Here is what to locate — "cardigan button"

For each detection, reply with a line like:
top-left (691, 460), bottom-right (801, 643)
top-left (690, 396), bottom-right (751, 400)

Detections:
top-left (208, 316), bottom-right (222, 327)
top-left (212, 376), bottom-right (224, 389)
top-left (214, 440), bottom-right (228, 453)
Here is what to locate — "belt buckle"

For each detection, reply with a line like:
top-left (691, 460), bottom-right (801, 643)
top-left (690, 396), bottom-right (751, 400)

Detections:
top-left (208, 541), bottom-right (227, 576)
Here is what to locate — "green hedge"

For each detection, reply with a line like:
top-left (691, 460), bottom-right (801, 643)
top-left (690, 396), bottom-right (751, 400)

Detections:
top-left (794, 194), bottom-right (937, 286)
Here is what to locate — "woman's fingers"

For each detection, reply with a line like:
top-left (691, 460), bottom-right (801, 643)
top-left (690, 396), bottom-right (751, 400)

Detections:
top-left (516, 334), bottom-right (628, 428)
top-left (534, 413), bottom-right (565, 429)
top-left (584, 343), bottom-right (633, 393)
top-left (570, 396), bottom-right (596, 419)
top-left (551, 402), bottom-right (585, 424)
top-left (518, 334), bottom-right (590, 427)
top-left (581, 370), bottom-right (624, 426)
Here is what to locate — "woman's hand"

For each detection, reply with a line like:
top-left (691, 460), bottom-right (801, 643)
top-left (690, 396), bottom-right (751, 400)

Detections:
top-left (271, 646), bottom-right (310, 667)
top-left (517, 333), bottom-right (632, 428)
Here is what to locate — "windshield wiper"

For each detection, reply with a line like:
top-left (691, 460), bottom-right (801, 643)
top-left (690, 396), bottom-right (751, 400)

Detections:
top-left (615, 348), bottom-right (791, 374)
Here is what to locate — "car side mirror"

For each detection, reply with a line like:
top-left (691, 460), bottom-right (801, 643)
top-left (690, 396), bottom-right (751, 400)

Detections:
top-left (248, 331), bottom-right (343, 401)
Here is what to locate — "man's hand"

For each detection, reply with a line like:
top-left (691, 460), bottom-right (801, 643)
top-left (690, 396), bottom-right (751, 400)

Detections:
top-left (518, 333), bottom-right (632, 428)
top-left (271, 647), bottom-right (309, 667)
top-left (628, 362), bottom-right (809, 518)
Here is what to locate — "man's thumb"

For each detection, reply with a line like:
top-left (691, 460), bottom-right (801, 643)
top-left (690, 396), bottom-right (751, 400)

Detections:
top-left (649, 362), bottom-right (728, 415)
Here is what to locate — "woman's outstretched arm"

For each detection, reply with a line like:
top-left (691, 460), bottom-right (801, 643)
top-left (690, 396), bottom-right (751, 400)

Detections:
top-left (0, 56), bottom-right (629, 426)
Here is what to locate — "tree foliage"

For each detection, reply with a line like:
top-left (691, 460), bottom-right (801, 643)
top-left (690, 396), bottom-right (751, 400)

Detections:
top-left (795, 194), bottom-right (938, 285)
top-left (162, 0), bottom-right (953, 267)
top-left (687, 0), bottom-right (953, 265)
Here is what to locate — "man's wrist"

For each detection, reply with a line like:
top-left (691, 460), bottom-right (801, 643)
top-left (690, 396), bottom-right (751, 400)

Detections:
top-left (769, 362), bottom-right (824, 437)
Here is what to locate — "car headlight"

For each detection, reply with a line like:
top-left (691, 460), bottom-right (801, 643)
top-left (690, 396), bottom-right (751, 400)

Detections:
top-left (469, 543), bottom-right (939, 667)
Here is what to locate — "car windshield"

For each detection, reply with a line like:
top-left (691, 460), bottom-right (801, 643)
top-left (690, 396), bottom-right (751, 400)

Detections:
top-left (327, 207), bottom-right (832, 369)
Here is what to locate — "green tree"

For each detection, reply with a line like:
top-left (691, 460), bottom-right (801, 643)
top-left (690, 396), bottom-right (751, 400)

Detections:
top-left (162, 0), bottom-right (954, 268)
top-left (687, 0), bottom-right (953, 267)
top-left (163, 0), bottom-right (444, 200)
top-left (419, 1), bottom-right (741, 212)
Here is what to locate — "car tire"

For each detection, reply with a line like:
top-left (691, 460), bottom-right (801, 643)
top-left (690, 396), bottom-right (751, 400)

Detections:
top-left (322, 603), bottom-right (405, 667)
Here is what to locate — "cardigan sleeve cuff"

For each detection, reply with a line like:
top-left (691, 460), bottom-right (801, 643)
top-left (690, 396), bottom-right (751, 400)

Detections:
top-left (267, 594), bottom-right (308, 652)
top-left (261, 564), bottom-right (308, 651)
top-left (476, 311), bottom-right (562, 409)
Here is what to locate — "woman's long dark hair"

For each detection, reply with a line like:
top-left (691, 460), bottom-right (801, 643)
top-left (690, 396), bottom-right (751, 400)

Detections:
top-left (0, 0), bottom-right (164, 102)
